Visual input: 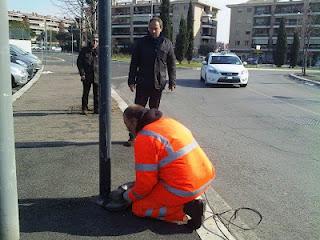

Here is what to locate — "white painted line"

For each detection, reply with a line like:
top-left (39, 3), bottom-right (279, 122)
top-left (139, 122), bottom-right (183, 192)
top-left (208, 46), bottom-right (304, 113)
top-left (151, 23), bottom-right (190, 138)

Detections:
top-left (42, 71), bottom-right (53, 74)
top-left (111, 87), bottom-right (128, 112)
top-left (12, 66), bottom-right (44, 103)
top-left (197, 194), bottom-right (237, 240)
top-left (110, 87), bottom-right (245, 240)
top-left (112, 76), bottom-right (127, 80)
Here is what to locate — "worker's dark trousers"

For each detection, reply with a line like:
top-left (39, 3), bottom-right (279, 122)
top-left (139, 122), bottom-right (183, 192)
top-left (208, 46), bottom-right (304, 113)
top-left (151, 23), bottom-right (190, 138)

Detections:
top-left (82, 81), bottom-right (99, 112)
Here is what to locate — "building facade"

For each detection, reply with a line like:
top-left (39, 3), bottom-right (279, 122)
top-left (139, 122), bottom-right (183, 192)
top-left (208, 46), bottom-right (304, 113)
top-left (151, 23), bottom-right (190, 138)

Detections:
top-left (227, 0), bottom-right (320, 63)
top-left (111, 0), bottom-right (218, 53)
top-left (8, 10), bottom-right (73, 41)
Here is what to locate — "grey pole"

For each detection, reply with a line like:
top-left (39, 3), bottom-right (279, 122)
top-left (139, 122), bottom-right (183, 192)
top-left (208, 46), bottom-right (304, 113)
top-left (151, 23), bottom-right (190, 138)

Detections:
top-left (0, 1), bottom-right (20, 239)
top-left (98, 0), bottom-right (112, 202)
top-left (71, 32), bottom-right (74, 67)
top-left (44, 18), bottom-right (48, 65)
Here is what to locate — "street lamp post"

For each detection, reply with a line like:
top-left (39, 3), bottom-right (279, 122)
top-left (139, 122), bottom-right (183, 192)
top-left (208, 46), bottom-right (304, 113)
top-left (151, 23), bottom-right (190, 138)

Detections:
top-left (0, 1), bottom-right (20, 239)
top-left (97, 0), bottom-right (112, 204)
top-left (301, 0), bottom-right (310, 76)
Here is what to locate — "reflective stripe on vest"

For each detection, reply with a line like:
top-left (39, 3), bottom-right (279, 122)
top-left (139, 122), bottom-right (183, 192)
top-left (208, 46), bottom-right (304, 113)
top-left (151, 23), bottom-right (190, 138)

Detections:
top-left (144, 207), bottom-right (167, 219)
top-left (161, 179), bottom-right (213, 197)
top-left (135, 130), bottom-right (199, 171)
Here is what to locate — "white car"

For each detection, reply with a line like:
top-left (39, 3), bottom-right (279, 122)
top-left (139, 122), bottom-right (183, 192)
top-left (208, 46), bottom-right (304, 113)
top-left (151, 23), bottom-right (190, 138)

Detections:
top-left (11, 62), bottom-right (28, 88)
top-left (200, 52), bottom-right (249, 87)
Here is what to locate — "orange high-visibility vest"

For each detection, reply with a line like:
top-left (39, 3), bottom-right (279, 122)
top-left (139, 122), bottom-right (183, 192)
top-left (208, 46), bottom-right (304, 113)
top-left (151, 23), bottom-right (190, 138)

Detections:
top-left (126, 117), bottom-right (215, 203)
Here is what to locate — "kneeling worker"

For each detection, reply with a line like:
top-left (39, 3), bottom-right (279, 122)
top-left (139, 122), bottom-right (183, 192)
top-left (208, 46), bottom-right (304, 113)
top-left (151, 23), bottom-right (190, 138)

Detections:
top-left (121, 104), bottom-right (216, 229)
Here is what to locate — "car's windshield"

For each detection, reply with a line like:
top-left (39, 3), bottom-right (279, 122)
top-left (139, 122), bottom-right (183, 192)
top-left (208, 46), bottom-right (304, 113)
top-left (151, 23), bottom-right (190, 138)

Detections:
top-left (210, 56), bottom-right (242, 65)
top-left (10, 45), bottom-right (28, 55)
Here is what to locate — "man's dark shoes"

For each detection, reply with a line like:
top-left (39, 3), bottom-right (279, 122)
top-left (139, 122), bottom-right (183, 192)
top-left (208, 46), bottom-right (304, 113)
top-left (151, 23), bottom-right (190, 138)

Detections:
top-left (81, 109), bottom-right (88, 115)
top-left (183, 199), bottom-right (206, 230)
top-left (123, 139), bottom-right (134, 147)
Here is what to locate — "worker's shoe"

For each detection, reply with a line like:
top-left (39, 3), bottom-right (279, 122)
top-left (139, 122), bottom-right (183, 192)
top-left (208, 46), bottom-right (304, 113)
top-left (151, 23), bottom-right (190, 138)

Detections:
top-left (183, 199), bottom-right (206, 230)
top-left (104, 181), bottom-right (135, 212)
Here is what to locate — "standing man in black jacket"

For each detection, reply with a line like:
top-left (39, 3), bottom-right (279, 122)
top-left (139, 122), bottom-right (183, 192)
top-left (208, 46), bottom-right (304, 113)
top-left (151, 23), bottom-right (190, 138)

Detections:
top-left (126, 17), bottom-right (176, 145)
top-left (77, 34), bottom-right (99, 115)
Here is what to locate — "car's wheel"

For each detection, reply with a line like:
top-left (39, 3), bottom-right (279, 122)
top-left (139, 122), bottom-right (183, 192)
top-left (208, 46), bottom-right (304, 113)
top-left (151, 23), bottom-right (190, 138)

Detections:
top-left (240, 84), bottom-right (247, 87)
top-left (204, 74), bottom-right (209, 86)
top-left (200, 74), bottom-right (204, 82)
top-left (11, 75), bottom-right (17, 88)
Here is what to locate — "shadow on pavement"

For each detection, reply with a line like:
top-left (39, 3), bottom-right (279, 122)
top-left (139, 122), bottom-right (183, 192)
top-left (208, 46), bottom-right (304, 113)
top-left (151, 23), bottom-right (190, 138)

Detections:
top-left (15, 141), bottom-right (128, 148)
top-left (176, 79), bottom-right (205, 88)
top-left (19, 197), bottom-right (192, 237)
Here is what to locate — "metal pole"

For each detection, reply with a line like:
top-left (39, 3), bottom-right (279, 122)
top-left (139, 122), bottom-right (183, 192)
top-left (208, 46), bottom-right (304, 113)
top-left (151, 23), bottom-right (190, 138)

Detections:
top-left (72, 32), bottom-right (74, 66)
top-left (44, 18), bottom-right (48, 65)
top-left (0, 1), bottom-right (20, 239)
top-left (98, 0), bottom-right (111, 202)
top-left (301, 0), bottom-right (310, 76)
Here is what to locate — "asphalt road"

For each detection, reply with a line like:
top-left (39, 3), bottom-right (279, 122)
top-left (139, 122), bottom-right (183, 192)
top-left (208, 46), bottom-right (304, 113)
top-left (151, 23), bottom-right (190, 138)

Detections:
top-left (39, 53), bottom-right (320, 240)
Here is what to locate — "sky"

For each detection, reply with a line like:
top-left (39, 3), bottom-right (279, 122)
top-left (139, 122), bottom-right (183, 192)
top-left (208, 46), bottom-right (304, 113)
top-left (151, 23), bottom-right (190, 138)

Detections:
top-left (7, 0), bottom-right (248, 43)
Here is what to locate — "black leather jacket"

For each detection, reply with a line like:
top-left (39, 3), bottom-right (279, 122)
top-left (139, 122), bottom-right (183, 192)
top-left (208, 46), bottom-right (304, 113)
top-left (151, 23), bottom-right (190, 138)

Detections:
top-left (77, 46), bottom-right (99, 84)
top-left (128, 35), bottom-right (176, 91)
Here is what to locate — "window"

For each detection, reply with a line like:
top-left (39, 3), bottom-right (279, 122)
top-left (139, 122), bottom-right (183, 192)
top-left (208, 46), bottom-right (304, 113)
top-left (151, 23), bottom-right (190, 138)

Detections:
top-left (247, 8), bottom-right (252, 13)
top-left (210, 56), bottom-right (242, 65)
top-left (246, 31), bottom-right (251, 35)
top-left (235, 41), bottom-right (240, 46)
top-left (245, 40), bottom-right (249, 46)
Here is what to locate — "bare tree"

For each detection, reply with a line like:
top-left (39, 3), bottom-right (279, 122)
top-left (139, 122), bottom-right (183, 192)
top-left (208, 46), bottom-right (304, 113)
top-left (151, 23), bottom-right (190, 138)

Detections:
top-left (301, 0), bottom-right (314, 76)
top-left (50, 0), bottom-right (98, 48)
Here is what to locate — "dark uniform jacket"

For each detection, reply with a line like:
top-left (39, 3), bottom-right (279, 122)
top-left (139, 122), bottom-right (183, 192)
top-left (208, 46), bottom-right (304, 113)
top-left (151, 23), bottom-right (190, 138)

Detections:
top-left (128, 35), bottom-right (176, 91)
top-left (77, 46), bottom-right (99, 84)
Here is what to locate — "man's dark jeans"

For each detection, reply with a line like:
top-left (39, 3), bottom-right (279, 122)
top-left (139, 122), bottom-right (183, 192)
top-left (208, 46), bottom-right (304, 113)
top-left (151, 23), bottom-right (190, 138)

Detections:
top-left (82, 81), bottom-right (99, 112)
top-left (135, 87), bottom-right (162, 109)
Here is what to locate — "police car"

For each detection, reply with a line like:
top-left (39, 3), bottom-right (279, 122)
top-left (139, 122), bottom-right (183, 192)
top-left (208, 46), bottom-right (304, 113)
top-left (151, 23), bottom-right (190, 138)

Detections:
top-left (200, 52), bottom-right (249, 87)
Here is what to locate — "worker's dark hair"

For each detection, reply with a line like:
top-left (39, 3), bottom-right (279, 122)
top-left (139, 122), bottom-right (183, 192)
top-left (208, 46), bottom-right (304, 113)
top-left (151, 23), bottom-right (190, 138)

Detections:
top-left (149, 17), bottom-right (163, 29)
top-left (124, 104), bottom-right (163, 133)
top-left (123, 104), bottom-right (146, 121)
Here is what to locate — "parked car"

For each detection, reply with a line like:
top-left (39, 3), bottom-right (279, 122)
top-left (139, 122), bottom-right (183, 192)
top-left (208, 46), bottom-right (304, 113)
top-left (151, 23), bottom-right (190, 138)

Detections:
top-left (10, 62), bottom-right (28, 88)
top-left (10, 54), bottom-right (34, 79)
top-left (51, 46), bottom-right (62, 52)
top-left (246, 57), bottom-right (259, 65)
top-left (10, 44), bottom-right (42, 70)
top-left (200, 52), bottom-right (249, 87)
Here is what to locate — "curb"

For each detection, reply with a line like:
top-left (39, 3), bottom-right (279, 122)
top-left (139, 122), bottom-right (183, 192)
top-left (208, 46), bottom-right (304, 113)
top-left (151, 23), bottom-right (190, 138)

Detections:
top-left (288, 73), bottom-right (320, 86)
top-left (12, 65), bottom-right (44, 103)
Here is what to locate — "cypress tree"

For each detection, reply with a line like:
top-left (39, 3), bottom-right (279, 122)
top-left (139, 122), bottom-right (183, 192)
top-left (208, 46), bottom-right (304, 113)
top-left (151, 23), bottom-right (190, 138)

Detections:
top-left (275, 18), bottom-right (287, 67)
top-left (289, 31), bottom-right (300, 68)
top-left (160, 0), bottom-right (171, 39)
top-left (186, 1), bottom-right (194, 63)
top-left (175, 17), bottom-right (187, 64)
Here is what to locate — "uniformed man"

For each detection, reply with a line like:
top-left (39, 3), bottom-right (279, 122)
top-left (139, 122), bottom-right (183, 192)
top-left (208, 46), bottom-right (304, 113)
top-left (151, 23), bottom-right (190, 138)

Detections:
top-left (77, 34), bottom-right (99, 115)
top-left (107, 104), bottom-right (216, 230)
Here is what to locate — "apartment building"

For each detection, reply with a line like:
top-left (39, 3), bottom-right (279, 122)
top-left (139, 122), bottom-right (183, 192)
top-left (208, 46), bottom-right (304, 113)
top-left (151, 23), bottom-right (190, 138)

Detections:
top-left (227, 0), bottom-right (320, 62)
top-left (9, 10), bottom-right (73, 41)
top-left (111, 0), bottom-right (218, 53)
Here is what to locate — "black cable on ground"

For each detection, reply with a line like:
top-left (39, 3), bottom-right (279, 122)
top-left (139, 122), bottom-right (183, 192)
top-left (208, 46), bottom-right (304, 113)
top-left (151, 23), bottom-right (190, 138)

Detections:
top-left (202, 191), bottom-right (263, 240)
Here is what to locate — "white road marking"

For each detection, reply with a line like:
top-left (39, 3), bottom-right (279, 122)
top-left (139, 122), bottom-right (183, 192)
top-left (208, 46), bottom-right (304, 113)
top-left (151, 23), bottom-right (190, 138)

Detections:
top-left (112, 76), bottom-right (128, 80)
top-left (12, 66), bottom-right (44, 103)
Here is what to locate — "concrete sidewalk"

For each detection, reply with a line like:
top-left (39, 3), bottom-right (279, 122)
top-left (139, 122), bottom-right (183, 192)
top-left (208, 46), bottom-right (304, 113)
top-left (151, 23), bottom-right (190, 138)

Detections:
top-left (12, 64), bottom-right (202, 240)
